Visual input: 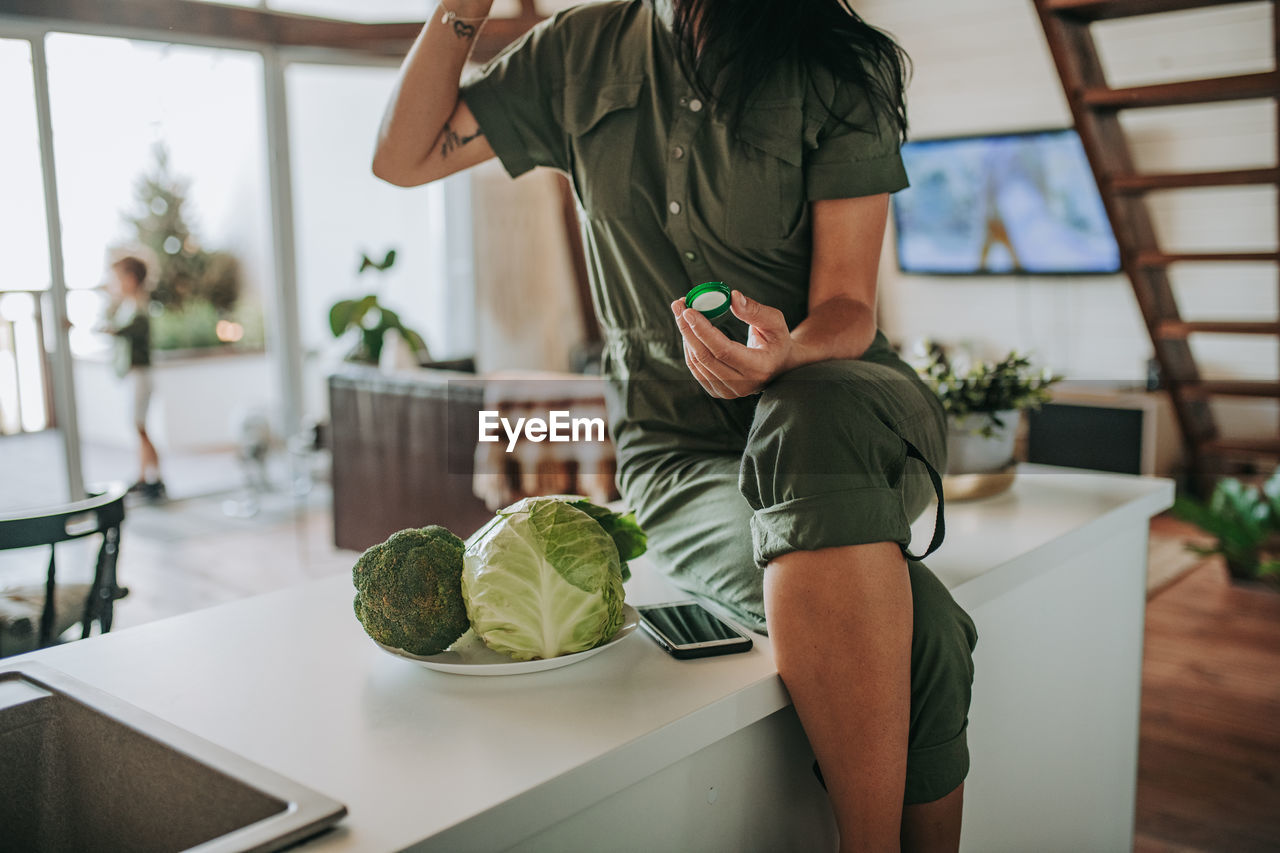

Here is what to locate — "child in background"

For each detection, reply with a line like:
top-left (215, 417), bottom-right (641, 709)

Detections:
top-left (106, 255), bottom-right (165, 500)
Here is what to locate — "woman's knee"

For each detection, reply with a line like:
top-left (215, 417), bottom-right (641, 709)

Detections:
top-left (752, 359), bottom-right (939, 452)
top-left (755, 360), bottom-right (879, 426)
top-left (742, 360), bottom-right (925, 519)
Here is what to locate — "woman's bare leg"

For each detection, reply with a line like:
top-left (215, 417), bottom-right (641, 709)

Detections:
top-left (765, 541), bottom-right (913, 853)
top-left (901, 784), bottom-right (963, 852)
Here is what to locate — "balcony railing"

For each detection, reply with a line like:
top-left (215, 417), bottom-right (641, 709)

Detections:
top-left (0, 290), bottom-right (54, 436)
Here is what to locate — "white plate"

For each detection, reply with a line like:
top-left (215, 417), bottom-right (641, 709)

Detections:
top-left (376, 604), bottom-right (640, 676)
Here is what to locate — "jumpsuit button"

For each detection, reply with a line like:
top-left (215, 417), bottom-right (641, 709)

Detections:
top-left (688, 98), bottom-right (703, 112)
top-left (668, 201), bottom-right (682, 215)
top-left (678, 96), bottom-right (688, 107)
top-left (684, 251), bottom-right (697, 262)
top-left (672, 145), bottom-right (685, 160)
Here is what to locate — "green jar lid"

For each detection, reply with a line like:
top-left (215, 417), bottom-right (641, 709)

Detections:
top-left (685, 281), bottom-right (731, 319)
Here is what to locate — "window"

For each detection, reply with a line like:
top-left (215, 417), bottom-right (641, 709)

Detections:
top-left (269, 0), bottom-right (437, 21)
top-left (45, 33), bottom-right (271, 358)
top-left (0, 39), bottom-right (52, 294)
top-left (0, 38), bottom-right (53, 435)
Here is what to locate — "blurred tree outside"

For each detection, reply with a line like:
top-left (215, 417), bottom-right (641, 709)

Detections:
top-left (125, 143), bottom-right (262, 350)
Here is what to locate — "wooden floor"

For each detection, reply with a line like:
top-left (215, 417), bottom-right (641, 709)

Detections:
top-left (109, 488), bottom-right (355, 630)
top-left (0, 486), bottom-right (360, 632)
top-left (1134, 547), bottom-right (1280, 852)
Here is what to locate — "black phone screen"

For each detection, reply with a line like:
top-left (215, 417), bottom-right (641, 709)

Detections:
top-left (639, 603), bottom-right (744, 646)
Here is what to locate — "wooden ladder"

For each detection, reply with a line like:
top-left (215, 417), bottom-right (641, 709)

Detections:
top-left (1032, 0), bottom-right (1280, 493)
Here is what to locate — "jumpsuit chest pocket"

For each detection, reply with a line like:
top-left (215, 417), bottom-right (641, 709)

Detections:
top-left (726, 104), bottom-right (807, 245)
top-left (564, 80), bottom-right (644, 218)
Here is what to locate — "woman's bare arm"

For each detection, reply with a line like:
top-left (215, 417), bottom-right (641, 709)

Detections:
top-left (372, 1), bottom-right (497, 187)
top-left (789, 193), bottom-right (889, 363)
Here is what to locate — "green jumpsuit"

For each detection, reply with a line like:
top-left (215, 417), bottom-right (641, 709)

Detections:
top-left (462, 0), bottom-right (978, 804)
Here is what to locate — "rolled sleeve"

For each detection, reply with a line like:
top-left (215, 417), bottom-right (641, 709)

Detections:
top-left (805, 77), bottom-right (909, 200)
top-left (807, 148), bottom-right (908, 200)
top-left (459, 16), bottom-right (568, 178)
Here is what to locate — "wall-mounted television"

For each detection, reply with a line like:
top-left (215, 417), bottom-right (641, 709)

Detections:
top-left (892, 128), bottom-right (1121, 276)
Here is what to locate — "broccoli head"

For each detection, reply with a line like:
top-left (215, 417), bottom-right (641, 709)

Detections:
top-left (352, 525), bottom-right (469, 656)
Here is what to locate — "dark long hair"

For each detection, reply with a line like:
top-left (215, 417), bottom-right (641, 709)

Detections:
top-left (663, 0), bottom-right (911, 142)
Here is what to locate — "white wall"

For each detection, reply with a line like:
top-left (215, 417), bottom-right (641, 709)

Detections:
top-left (860, 0), bottom-right (1276, 437)
top-left (75, 352), bottom-right (273, 452)
top-left (470, 163), bottom-right (585, 373)
top-left (284, 62), bottom-right (464, 426)
top-left (874, 0), bottom-right (1157, 381)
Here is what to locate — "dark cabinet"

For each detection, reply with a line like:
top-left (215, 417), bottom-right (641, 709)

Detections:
top-left (328, 364), bottom-right (496, 552)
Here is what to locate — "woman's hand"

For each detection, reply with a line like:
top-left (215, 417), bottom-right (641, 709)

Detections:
top-left (671, 290), bottom-right (795, 399)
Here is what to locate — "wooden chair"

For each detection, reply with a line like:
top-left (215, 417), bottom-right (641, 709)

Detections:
top-left (0, 484), bottom-right (129, 657)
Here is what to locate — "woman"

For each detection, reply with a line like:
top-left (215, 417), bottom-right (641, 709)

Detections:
top-left (373, 1), bottom-right (977, 849)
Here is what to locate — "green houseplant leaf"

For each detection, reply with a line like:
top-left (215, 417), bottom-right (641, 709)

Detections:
top-left (914, 342), bottom-right (1061, 435)
top-left (328, 298), bottom-right (355, 338)
top-left (1172, 468), bottom-right (1280, 581)
top-left (398, 327), bottom-right (428, 356)
top-left (328, 294), bottom-right (377, 339)
top-left (378, 306), bottom-right (402, 329)
top-left (329, 248), bottom-right (430, 364)
top-left (1260, 468), bottom-right (1280, 521)
top-left (358, 249), bottom-right (397, 274)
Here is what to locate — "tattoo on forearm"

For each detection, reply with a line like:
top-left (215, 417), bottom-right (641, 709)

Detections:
top-left (440, 121), bottom-right (484, 158)
top-left (452, 20), bottom-right (477, 40)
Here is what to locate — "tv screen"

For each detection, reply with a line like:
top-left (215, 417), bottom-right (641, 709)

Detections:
top-left (892, 128), bottom-right (1121, 275)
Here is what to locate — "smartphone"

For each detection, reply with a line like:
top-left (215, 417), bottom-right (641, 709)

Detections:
top-left (637, 601), bottom-right (754, 660)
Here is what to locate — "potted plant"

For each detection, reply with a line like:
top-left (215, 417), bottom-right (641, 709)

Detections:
top-left (328, 249), bottom-right (430, 367)
top-left (1172, 467), bottom-right (1280, 588)
top-left (915, 342), bottom-right (1061, 477)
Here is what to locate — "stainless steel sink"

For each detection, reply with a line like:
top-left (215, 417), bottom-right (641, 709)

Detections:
top-left (0, 663), bottom-right (346, 852)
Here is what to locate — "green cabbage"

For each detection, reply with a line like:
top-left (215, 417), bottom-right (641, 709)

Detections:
top-left (565, 498), bottom-right (647, 582)
top-left (462, 497), bottom-right (629, 661)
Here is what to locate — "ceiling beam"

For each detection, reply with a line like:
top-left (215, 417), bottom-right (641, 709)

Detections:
top-left (0, 0), bottom-right (542, 61)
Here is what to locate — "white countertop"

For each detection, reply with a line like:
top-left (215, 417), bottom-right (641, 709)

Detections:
top-left (919, 465), bottom-right (1174, 610)
top-left (14, 465), bottom-right (1173, 852)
